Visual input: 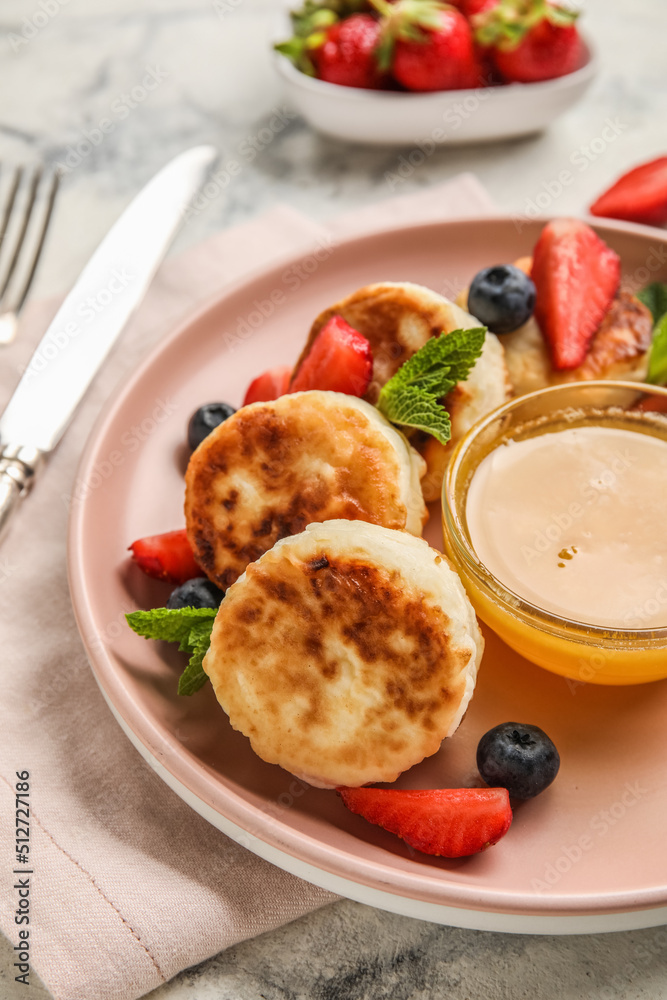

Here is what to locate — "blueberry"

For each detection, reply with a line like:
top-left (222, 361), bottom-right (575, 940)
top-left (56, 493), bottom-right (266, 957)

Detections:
top-left (476, 722), bottom-right (560, 799)
top-left (187, 402), bottom-right (236, 451)
top-left (166, 577), bottom-right (224, 610)
top-left (468, 264), bottom-right (536, 335)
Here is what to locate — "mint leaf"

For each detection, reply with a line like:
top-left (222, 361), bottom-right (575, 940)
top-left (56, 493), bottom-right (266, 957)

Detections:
top-left (638, 282), bottom-right (667, 325)
top-left (377, 385), bottom-right (453, 446)
top-left (377, 327), bottom-right (486, 445)
top-left (647, 313), bottom-right (667, 386)
top-left (637, 282), bottom-right (667, 386)
top-left (178, 624), bottom-right (215, 696)
top-left (126, 607), bottom-right (217, 695)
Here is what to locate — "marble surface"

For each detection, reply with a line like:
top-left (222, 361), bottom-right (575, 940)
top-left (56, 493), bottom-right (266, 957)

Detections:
top-left (1, 0), bottom-right (667, 996)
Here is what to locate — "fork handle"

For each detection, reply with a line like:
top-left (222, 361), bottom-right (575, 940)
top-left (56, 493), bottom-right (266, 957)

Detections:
top-left (0, 445), bottom-right (44, 543)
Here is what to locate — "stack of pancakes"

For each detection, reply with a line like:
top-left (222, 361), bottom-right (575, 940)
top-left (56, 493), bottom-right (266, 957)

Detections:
top-left (185, 282), bottom-right (499, 787)
top-left (186, 274), bottom-right (650, 787)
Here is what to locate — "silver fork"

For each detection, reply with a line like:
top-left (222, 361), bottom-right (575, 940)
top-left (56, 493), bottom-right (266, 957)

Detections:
top-left (0, 166), bottom-right (60, 346)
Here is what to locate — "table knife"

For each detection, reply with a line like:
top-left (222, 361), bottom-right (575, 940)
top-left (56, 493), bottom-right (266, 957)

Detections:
top-left (0, 144), bottom-right (217, 543)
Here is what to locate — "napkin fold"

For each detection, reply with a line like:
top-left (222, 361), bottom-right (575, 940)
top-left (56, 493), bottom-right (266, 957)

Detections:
top-left (0, 173), bottom-right (494, 1000)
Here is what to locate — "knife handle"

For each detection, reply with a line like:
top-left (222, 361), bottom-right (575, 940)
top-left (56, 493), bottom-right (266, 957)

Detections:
top-left (0, 445), bottom-right (44, 543)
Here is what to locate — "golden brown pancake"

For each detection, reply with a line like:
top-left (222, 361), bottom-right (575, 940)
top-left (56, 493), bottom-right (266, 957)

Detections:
top-left (458, 264), bottom-right (653, 396)
top-left (185, 391), bottom-right (427, 591)
top-left (203, 520), bottom-right (483, 788)
top-left (293, 282), bottom-right (511, 502)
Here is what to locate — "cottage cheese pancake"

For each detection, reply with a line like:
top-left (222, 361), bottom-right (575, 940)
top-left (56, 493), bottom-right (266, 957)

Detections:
top-left (458, 271), bottom-right (653, 397)
top-left (293, 282), bottom-right (511, 501)
top-left (185, 391), bottom-right (427, 591)
top-left (203, 520), bottom-right (483, 788)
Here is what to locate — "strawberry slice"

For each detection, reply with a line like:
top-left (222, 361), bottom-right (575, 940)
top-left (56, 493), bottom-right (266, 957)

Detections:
top-left (129, 529), bottom-right (201, 584)
top-left (633, 393), bottom-right (667, 415)
top-left (590, 157), bottom-right (667, 228)
top-left (531, 218), bottom-right (620, 371)
top-left (338, 786), bottom-right (512, 858)
top-left (242, 365), bottom-right (292, 407)
top-left (290, 315), bottom-right (373, 396)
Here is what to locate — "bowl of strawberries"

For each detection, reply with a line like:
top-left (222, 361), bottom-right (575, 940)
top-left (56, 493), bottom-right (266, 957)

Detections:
top-left (274, 0), bottom-right (597, 145)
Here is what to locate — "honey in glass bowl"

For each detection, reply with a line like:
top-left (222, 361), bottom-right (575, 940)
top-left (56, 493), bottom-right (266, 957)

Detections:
top-left (442, 381), bottom-right (667, 685)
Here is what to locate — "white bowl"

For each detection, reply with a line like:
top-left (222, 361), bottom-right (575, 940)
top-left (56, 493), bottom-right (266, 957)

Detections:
top-left (272, 24), bottom-right (597, 147)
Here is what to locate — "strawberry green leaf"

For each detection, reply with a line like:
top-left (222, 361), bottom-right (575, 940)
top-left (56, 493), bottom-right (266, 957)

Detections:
top-left (473, 0), bottom-right (577, 51)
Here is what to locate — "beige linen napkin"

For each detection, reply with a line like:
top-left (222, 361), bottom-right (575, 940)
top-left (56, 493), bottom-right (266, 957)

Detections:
top-left (0, 174), bottom-right (495, 1000)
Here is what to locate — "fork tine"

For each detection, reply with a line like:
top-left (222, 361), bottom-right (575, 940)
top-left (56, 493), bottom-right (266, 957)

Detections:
top-left (0, 166), bottom-right (42, 302)
top-left (9, 170), bottom-right (60, 317)
top-left (0, 167), bottom-right (23, 252)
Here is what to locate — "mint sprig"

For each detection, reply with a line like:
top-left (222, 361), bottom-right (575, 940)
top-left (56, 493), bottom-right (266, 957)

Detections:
top-left (647, 313), bottom-right (667, 386)
top-left (638, 282), bottom-right (667, 386)
top-left (638, 282), bottom-right (667, 325)
top-left (376, 326), bottom-right (486, 445)
top-left (126, 607), bottom-right (217, 695)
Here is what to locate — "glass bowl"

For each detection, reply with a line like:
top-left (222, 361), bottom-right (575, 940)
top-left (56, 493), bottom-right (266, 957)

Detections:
top-left (442, 380), bottom-right (667, 685)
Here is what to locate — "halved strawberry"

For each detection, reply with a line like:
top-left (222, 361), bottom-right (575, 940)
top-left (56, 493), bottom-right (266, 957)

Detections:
top-left (531, 218), bottom-right (621, 370)
top-left (129, 529), bottom-right (201, 584)
top-left (242, 365), bottom-right (292, 406)
top-left (590, 157), bottom-right (667, 228)
top-left (290, 314), bottom-right (373, 396)
top-left (338, 786), bottom-right (512, 857)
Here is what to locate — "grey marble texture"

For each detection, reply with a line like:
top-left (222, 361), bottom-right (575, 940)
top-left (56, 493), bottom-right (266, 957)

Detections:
top-left (1, 0), bottom-right (667, 997)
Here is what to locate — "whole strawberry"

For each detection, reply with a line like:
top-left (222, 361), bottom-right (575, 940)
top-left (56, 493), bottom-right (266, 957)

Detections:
top-left (275, 1), bottom-right (386, 88)
top-left (462, 0), bottom-right (498, 15)
top-left (312, 13), bottom-right (388, 87)
top-left (373, 0), bottom-right (483, 91)
top-left (473, 0), bottom-right (583, 84)
top-left (461, 0), bottom-right (500, 85)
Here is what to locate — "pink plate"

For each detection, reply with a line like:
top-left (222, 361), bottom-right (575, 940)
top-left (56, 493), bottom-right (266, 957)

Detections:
top-left (68, 217), bottom-right (667, 933)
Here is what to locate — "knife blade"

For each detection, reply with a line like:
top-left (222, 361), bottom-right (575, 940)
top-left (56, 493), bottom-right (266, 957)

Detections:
top-left (0, 144), bottom-right (217, 542)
